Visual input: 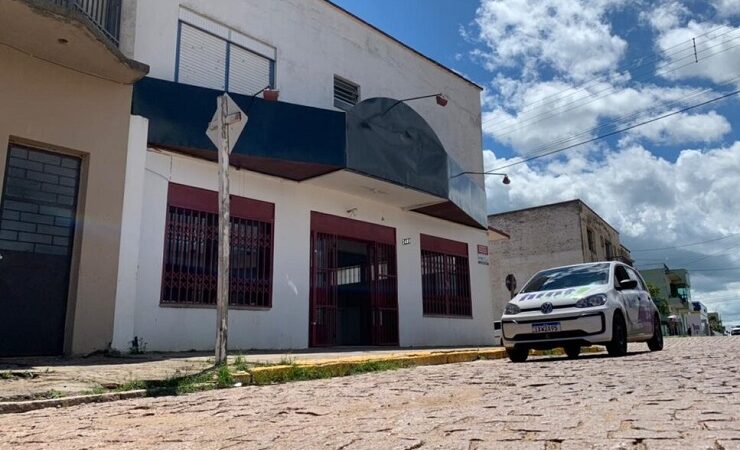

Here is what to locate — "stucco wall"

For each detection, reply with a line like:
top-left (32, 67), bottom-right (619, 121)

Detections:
top-left (115, 150), bottom-right (494, 351)
top-left (578, 205), bottom-right (621, 263)
top-left (487, 202), bottom-right (585, 320)
top-left (118, 0), bottom-right (484, 183)
top-left (0, 45), bottom-right (133, 354)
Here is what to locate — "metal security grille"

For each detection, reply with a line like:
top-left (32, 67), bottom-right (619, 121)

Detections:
top-left (421, 250), bottom-right (472, 317)
top-left (334, 76), bottom-right (360, 110)
top-left (161, 206), bottom-right (272, 307)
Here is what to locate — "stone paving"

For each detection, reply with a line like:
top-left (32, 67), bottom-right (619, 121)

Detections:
top-left (1, 337), bottom-right (739, 449)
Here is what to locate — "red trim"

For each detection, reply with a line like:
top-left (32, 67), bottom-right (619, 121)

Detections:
top-left (310, 211), bottom-right (395, 244)
top-left (167, 183), bottom-right (274, 222)
top-left (420, 234), bottom-right (468, 258)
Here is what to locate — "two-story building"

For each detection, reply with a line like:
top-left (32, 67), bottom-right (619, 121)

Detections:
top-left (0, 0), bottom-right (148, 356)
top-left (487, 199), bottom-right (633, 321)
top-left (91, 0), bottom-right (495, 353)
top-left (640, 266), bottom-right (694, 336)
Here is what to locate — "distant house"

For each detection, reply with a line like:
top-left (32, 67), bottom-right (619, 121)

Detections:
top-left (487, 199), bottom-right (633, 320)
top-left (639, 266), bottom-right (705, 336)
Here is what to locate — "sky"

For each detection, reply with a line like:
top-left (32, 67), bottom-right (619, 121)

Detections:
top-left (334, 0), bottom-right (740, 328)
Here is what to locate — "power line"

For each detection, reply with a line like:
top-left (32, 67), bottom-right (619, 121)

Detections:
top-left (484, 24), bottom-right (732, 125)
top-left (485, 33), bottom-right (740, 136)
top-left (630, 233), bottom-right (740, 252)
top-left (690, 267), bottom-right (740, 272)
top-left (487, 87), bottom-right (740, 172)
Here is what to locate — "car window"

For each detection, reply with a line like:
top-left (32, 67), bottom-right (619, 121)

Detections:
top-left (521, 264), bottom-right (610, 293)
top-left (614, 265), bottom-right (630, 287)
top-left (625, 267), bottom-right (646, 291)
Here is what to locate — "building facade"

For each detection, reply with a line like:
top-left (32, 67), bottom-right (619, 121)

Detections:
top-left (95, 0), bottom-right (495, 353)
top-left (639, 266), bottom-right (699, 336)
top-left (487, 200), bottom-right (633, 321)
top-left (0, 0), bottom-right (148, 356)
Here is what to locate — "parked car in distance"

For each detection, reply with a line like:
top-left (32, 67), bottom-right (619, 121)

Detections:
top-left (501, 262), bottom-right (663, 362)
top-left (731, 326), bottom-right (740, 336)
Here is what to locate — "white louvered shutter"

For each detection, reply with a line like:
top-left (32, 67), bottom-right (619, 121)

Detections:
top-left (228, 45), bottom-right (272, 96)
top-left (178, 23), bottom-right (227, 90)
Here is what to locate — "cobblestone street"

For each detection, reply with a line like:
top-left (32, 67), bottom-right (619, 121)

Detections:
top-left (1, 337), bottom-right (738, 449)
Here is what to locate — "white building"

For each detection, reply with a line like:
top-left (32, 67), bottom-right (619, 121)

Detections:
top-left (104, 0), bottom-right (495, 352)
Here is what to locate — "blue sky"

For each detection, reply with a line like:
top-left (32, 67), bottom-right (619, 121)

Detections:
top-left (335, 0), bottom-right (740, 327)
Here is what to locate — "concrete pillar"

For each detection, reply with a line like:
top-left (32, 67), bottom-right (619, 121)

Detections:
top-left (111, 115), bottom-right (149, 352)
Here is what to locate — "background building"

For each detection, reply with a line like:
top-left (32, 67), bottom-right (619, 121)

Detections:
top-left (640, 266), bottom-right (697, 336)
top-left (0, 0), bottom-right (148, 356)
top-left (487, 199), bottom-right (633, 320)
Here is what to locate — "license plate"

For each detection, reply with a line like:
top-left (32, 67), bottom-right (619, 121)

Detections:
top-left (532, 322), bottom-right (561, 333)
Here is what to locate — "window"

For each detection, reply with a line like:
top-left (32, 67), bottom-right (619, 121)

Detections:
top-left (176, 16), bottom-right (275, 95)
top-left (625, 267), bottom-right (646, 291)
top-left (587, 228), bottom-right (595, 252)
top-left (161, 184), bottom-right (274, 308)
top-left (605, 240), bottom-right (614, 259)
top-left (420, 234), bottom-right (471, 317)
top-left (522, 263), bottom-right (610, 293)
top-left (334, 75), bottom-right (360, 110)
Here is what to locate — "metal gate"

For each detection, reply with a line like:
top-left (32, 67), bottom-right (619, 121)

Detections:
top-left (309, 217), bottom-right (398, 347)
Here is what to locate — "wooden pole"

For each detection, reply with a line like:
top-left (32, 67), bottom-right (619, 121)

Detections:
top-left (215, 94), bottom-right (231, 365)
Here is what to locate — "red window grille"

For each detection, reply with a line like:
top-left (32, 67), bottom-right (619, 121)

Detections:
top-left (420, 234), bottom-right (471, 317)
top-left (161, 184), bottom-right (273, 308)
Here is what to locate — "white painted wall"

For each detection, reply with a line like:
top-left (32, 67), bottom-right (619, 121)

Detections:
top-left (123, 150), bottom-right (494, 352)
top-left (119, 0), bottom-right (484, 181)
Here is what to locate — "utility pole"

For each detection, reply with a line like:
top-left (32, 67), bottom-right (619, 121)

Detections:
top-left (207, 94), bottom-right (246, 365)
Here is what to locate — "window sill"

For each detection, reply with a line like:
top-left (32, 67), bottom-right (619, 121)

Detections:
top-left (422, 313), bottom-right (474, 320)
top-left (159, 303), bottom-right (272, 311)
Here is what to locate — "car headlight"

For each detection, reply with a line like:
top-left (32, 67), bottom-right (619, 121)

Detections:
top-left (575, 294), bottom-right (608, 308)
top-left (504, 303), bottom-right (520, 315)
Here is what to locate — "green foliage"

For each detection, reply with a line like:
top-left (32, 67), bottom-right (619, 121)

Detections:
top-left (215, 364), bottom-right (234, 388)
top-left (646, 282), bottom-right (671, 317)
top-left (233, 355), bottom-right (249, 372)
top-left (708, 315), bottom-right (726, 334)
top-left (252, 360), bottom-right (415, 385)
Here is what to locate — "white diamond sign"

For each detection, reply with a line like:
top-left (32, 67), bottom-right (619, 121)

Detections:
top-left (206, 93), bottom-right (247, 154)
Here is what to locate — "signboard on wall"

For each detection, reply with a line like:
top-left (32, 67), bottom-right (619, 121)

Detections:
top-left (477, 244), bottom-right (489, 265)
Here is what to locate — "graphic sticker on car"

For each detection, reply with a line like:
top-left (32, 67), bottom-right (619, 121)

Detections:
top-left (518, 286), bottom-right (592, 302)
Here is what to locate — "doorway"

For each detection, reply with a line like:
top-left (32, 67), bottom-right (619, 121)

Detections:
top-left (0, 145), bottom-right (81, 356)
top-left (309, 212), bottom-right (398, 347)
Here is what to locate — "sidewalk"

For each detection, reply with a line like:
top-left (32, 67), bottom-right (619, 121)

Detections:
top-left (0, 346), bottom-right (501, 402)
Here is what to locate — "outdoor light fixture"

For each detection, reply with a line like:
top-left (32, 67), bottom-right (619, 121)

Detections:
top-left (450, 170), bottom-right (511, 185)
top-left (380, 93), bottom-right (448, 116)
top-left (263, 88), bottom-right (279, 102)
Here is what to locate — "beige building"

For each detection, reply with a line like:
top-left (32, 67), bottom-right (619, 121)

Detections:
top-left (0, 0), bottom-right (147, 356)
top-left (488, 200), bottom-right (633, 320)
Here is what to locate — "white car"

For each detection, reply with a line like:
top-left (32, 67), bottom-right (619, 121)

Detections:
top-left (501, 262), bottom-right (663, 362)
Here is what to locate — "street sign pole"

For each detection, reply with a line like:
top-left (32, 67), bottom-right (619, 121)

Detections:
top-left (207, 94), bottom-right (247, 365)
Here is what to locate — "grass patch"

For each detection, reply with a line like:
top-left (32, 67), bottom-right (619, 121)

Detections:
top-left (113, 366), bottom-right (234, 396)
top-left (33, 390), bottom-right (64, 400)
top-left (233, 355), bottom-right (249, 372)
top-left (81, 385), bottom-right (107, 396)
top-left (252, 359), bottom-right (416, 385)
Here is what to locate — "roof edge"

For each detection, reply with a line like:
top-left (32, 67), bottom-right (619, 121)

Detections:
top-left (323, 0), bottom-right (483, 91)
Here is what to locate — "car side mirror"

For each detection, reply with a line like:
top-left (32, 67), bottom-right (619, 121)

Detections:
top-left (618, 279), bottom-right (638, 290)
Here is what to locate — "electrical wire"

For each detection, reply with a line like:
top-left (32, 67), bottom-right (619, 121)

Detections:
top-left (485, 32), bottom-right (740, 136)
top-left (486, 87), bottom-right (740, 172)
top-left (491, 24), bottom-right (732, 120)
top-left (630, 233), bottom-right (740, 252)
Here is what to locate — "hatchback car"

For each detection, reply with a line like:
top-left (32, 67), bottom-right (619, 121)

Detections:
top-left (501, 262), bottom-right (663, 362)
top-left (731, 326), bottom-right (740, 336)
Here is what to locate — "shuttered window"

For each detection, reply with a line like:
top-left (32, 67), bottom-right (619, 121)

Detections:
top-left (176, 21), bottom-right (274, 95)
top-left (420, 234), bottom-right (472, 317)
top-left (177, 23), bottom-right (227, 91)
top-left (334, 76), bottom-right (360, 110)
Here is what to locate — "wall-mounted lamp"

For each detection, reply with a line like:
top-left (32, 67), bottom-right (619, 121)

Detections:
top-left (450, 170), bottom-right (510, 185)
top-left (381, 93), bottom-right (448, 116)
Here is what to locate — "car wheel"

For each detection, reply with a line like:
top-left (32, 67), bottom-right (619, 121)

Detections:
top-left (564, 345), bottom-right (580, 359)
top-left (506, 347), bottom-right (529, 362)
top-left (647, 314), bottom-right (664, 351)
top-left (606, 312), bottom-right (628, 357)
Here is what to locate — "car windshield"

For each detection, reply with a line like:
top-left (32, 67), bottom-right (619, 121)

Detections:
top-left (521, 264), bottom-right (610, 293)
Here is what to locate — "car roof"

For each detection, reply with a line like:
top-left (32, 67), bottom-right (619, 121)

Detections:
top-left (538, 261), bottom-right (617, 272)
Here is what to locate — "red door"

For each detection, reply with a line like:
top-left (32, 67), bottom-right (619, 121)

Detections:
top-left (370, 242), bottom-right (399, 346)
top-left (310, 232), bottom-right (338, 347)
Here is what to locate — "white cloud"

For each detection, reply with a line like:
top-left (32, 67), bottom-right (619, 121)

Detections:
top-left (623, 110), bottom-right (732, 144)
top-left (711, 0), bottom-right (740, 18)
top-left (473, 0), bottom-right (628, 81)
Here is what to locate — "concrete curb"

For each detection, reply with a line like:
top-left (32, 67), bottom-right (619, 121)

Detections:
top-left (0, 390), bottom-right (147, 414)
top-left (0, 346), bottom-right (605, 413)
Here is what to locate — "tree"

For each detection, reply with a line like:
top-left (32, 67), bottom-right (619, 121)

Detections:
top-left (708, 314), bottom-right (725, 335)
top-left (647, 282), bottom-right (670, 318)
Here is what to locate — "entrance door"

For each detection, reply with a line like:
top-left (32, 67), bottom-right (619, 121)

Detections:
top-left (0, 146), bottom-right (81, 356)
top-left (309, 212), bottom-right (398, 347)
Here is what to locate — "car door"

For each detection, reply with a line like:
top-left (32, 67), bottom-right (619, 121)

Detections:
top-left (614, 265), bottom-right (642, 336)
top-left (625, 266), bottom-right (654, 336)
